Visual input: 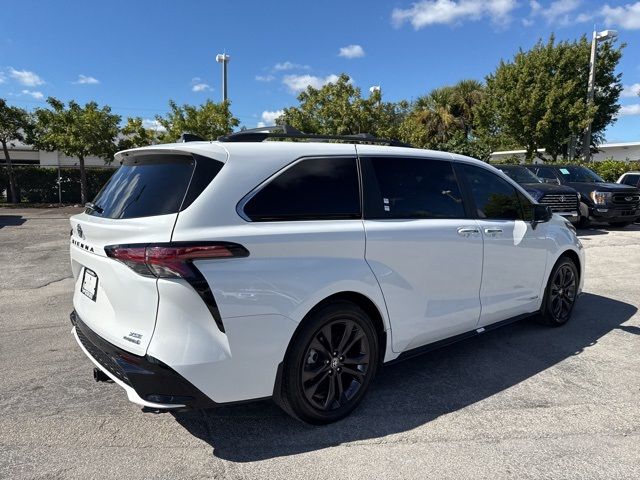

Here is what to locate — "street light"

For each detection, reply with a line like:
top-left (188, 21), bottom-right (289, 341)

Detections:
top-left (215, 53), bottom-right (230, 102)
top-left (583, 29), bottom-right (617, 161)
top-left (369, 85), bottom-right (381, 106)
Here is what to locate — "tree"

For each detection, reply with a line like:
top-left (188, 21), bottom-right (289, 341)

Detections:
top-left (118, 117), bottom-right (157, 150)
top-left (155, 100), bottom-right (239, 142)
top-left (399, 80), bottom-right (490, 159)
top-left (476, 35), bottom-right (623, 162)
top-left (277, 74), bottom-right (408, 140)
top-left (29, 98), bottom-right (120, 204)
top-left (0, 99), bottom-right (30, 203)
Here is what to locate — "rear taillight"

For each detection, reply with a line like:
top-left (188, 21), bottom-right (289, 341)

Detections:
top-left (105, 242), bottom-right (249, 279)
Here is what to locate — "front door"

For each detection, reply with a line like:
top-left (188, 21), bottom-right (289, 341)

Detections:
top-left (460, 164), bottom-right (549, 326)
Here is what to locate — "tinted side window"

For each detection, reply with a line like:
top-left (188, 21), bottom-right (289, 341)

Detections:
top-left (243, 157), bottom-right (360, 221)
top-left (463, 165), bottom-right (523, 220)
top-left (362, 157), bottom-right (465, 219)
top-left (621, 174), bottom-right (640, 186)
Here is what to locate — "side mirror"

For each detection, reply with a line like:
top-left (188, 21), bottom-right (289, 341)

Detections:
top-left (532, 205), bottom-right (553, 227)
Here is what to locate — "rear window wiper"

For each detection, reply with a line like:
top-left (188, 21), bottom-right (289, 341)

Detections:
top-left (85, 202), bottom-right (104, 214)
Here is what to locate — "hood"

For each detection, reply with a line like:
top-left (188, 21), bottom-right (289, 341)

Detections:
top-left (520, 182), bottom-right (577, 195)
top-left (566, 181), bottom-right (640, 193)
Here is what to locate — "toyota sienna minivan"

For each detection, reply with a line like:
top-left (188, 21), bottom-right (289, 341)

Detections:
top-left (69, 127), bottom-right (584, 424)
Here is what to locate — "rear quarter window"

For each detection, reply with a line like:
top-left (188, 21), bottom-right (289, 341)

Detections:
top-left (242, 156), bottom-right (360, 221)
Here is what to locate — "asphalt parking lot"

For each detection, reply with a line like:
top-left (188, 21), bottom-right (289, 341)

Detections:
top-left (1, 208), bottom-right (639, 479)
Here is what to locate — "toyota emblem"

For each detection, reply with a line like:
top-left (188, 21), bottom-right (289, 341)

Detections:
top-left (77, 224), bottom-right (84, 239)
top-left (560, 195), bottom-right (565, 203)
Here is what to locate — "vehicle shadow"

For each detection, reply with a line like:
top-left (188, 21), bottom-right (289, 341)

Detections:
top-left (0, 215), bottom-right (26, 229)
top-left (172, 292), bottom-right (636, 462)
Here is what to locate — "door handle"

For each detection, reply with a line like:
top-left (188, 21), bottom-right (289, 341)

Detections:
top-left (457, 226), bottom-right (480, 236)
top-left (484, 228), bottom-right (503, 235)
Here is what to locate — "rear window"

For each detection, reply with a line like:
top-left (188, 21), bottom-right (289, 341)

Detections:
top-left (88, 154), bottom-right (222, 219)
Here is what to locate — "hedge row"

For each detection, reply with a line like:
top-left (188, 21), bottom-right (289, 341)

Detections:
top-left (1, 166), bottom-right (116, 204)
top-left (2, 159), bottom-right (639, 204)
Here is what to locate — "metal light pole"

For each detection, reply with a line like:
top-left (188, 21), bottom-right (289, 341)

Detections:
top-left (215, 53), bottom-right (230, 102)
top-left (583, 29), bottom-right (617, 162)
top-left (369, 85), bottom-right (381, 106)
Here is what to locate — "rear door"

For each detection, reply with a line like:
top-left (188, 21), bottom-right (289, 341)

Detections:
top-left (360, 155), bottom-right (483, 353)
top-left (70, 151), bottom-right (223, 355)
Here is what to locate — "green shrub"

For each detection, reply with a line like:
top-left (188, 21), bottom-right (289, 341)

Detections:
top-left (1, 166), bottom-right (115, 203)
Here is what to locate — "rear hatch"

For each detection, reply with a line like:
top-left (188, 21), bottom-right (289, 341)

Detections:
top-left (70, 151), bottom-right (223, 355)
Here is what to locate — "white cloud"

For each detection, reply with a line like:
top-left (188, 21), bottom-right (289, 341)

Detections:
top-left (622, 83), bottom-right (640, 97)
top-left (391, 0), bottom-right (516, 29)
top-left (619, 104), bottom-right (640, 116)
top-left (255, 74), bottom-right (275, 82)
top-left (142, 118), bottom-right (166, 132)
top-left (260, 110), bottom-right (284, 126)
top-left (282, 74), bottom-right (340, 94)
top-left (601, 2), bottom-right (640, 29)
top-left (338, 44), bottom-right (366, 58)
top-left (273, 61), bottom-right (310, 71)
top-left (0, 72), bottom-right (5, 84)
top-left (528, 0), bottom-right (582, 25)
top-left (9, 68), bottom-right (44, 86)
top-left (21, 89), bottom-right (44, 99)
top-left (191, 77), bottom-right (212, 92)
top-left (73, 74), bottom-right (99, 85)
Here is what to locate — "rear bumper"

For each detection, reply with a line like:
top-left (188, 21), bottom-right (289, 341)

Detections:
top-left (70, 311), bottom-right (215, 410)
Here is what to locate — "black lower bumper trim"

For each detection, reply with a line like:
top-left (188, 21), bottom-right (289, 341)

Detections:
top-left (70, 311), bottom-right (215, 409)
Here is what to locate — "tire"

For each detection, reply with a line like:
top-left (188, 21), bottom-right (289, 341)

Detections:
top-left (609, 221), bottom-right (631, 228)
top-left (577, 203), bottom-right (590, 228)
top-left (279, 301), bottom-right (379, 424)
top-left (538, 257), bottom-right (579, 326)
top-left (577, 215), bottom-right (590, 228)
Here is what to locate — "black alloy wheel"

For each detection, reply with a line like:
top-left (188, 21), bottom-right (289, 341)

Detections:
top-left (279, 301), bottom-right (378, 424)
top-left (301, 319), bottom-right (370, 411)
top-left (539, 257), bottom-right (579, 326)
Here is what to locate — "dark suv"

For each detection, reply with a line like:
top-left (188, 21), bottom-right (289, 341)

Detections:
top-left (525, 164), bottom-right (640, 227)
top-left (496, 165), bottom-right (579, 224)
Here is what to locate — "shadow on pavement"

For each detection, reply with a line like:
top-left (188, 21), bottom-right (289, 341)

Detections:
top-left (173, 292), bottom-right (636, 462)
top-left (0, 215), bottom-right (26, 229)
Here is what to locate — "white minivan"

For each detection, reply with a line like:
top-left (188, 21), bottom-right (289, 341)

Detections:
top-left (69, 127), bottom-right (584, 424)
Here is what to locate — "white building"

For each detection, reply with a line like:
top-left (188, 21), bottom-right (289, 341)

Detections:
top-left (490, 141), bottom-right (640, 163)
top-left (0, 141), bottom-right (115, 168)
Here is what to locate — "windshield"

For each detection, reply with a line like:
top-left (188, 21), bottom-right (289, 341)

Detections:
top-left (498, 166), bottom-right (542, 184)
top-left (557, 166), bottom-right (604, 183)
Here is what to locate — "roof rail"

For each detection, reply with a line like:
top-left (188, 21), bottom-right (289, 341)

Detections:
top-left (217, 124), bottom-right (412, 148)
top-left (179, 132), bottom-right (206, 142)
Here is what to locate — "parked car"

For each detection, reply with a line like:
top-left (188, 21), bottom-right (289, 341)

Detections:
top-left (524, 164), bottom-right (640, 228)
top-left (617, 171), bottom-right (640, 188)
top-left (69, 127), bottom-right (584, 424)
top-left (495, 165), bottom-right (579, 224)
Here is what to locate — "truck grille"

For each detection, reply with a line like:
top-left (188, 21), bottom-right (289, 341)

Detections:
top-left (75, 326), bottom-right (131, 386)
top-left (612, 193), bottom-right (640, 206)
top-left (539, 193), bottom-right (579, 212)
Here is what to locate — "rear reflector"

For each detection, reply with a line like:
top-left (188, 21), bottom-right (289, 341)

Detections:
top-left (105, 242), bottom-right (249, 279)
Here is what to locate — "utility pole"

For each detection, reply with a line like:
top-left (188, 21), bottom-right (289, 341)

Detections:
top-left (583, 29), bottom-right (617, 162)
top-left (215, 53), bottom-right (230, 102)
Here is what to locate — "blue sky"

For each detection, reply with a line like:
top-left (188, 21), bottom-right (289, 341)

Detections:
top-left (2, 0), bottom-right (640, 143)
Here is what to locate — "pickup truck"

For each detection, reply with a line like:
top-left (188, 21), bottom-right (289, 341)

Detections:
top-left (525, 164), bottom-right (640, 228)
